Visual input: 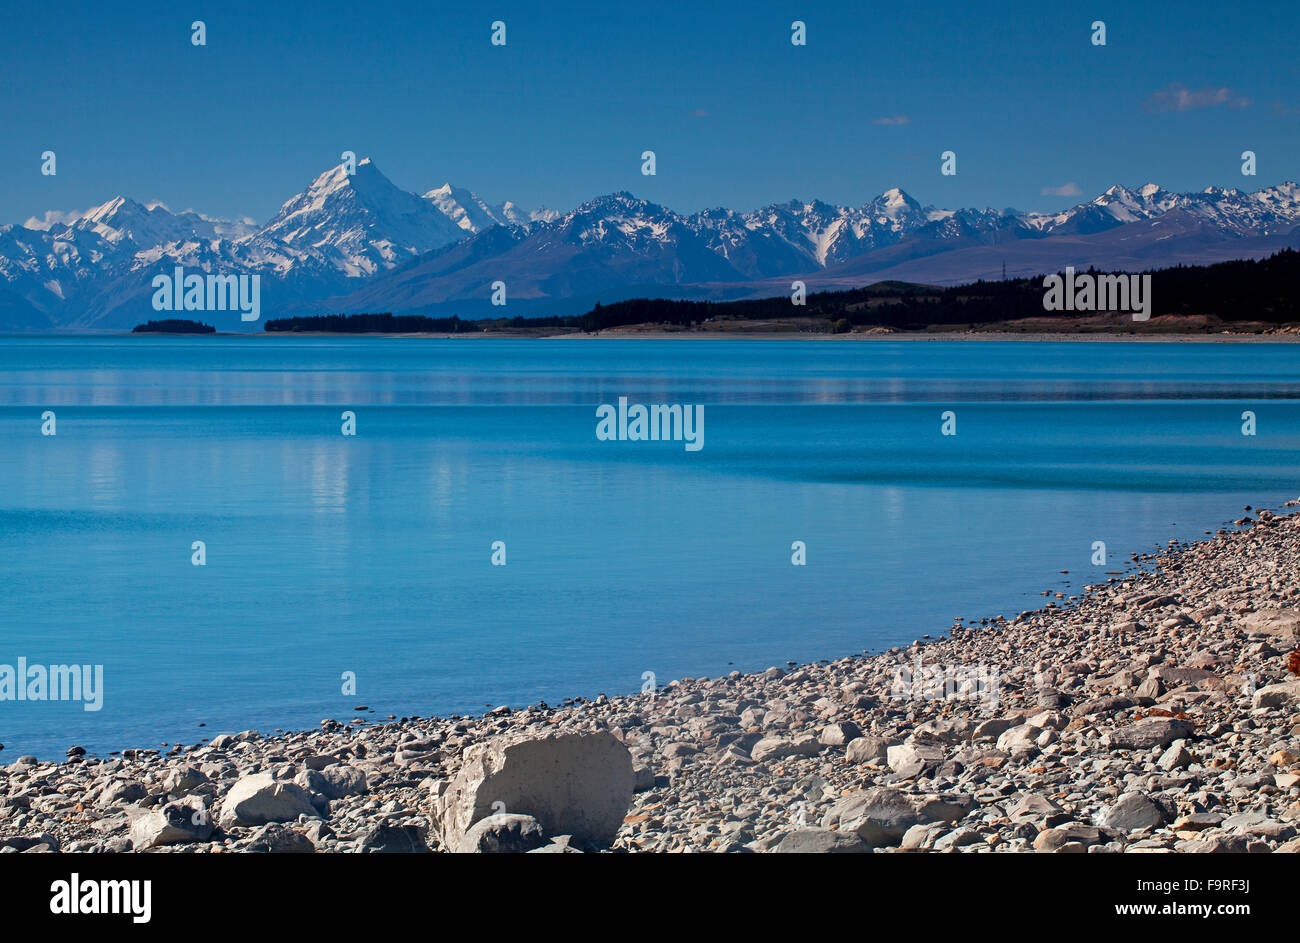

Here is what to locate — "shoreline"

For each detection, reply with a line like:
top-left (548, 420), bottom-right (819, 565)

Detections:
top-left (4, 499), bottom-right (1300, 853)
top-left (542, 330), bottom-right (1300, 342)
top-left (118, 330), bottom-right (1300, 342)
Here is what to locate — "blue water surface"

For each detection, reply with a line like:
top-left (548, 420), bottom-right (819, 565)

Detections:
top-left (0, 336), bottom-right (1296, 760)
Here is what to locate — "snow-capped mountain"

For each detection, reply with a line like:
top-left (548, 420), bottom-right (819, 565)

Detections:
top-left (1023, 182), bottom-right (1300, 236)
top-left (249, 159), bottom-right (468, 278)
top-left (423, 183), bottom-right (557, 233)
top-left (323, 179), bottom-right (1300, 317)
top-left (28, 196), bottom-right (258, 246)
top-left (2, 156), bottom-right (1298, 331)
top-left (0, 158), bottom-right (556, 329)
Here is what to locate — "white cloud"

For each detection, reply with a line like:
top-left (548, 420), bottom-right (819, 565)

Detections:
top-left (1143, 83), bottom-right (1251, 113)
top-left (22, 208), bottom-right (86, 231)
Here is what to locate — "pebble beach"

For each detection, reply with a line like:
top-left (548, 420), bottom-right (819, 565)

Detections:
top-left (4, 501), bottom-right (1300, 854)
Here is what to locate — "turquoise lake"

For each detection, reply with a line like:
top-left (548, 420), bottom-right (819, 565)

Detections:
top-left (1, 336), bottom-right (1297, 761)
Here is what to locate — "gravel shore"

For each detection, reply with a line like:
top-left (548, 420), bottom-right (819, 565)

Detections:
top-left (5, 501), bottom-right (1300, 854)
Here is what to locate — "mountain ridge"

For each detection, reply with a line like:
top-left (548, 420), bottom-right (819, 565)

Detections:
top-left (3, 157), bottom-right (1298, 331)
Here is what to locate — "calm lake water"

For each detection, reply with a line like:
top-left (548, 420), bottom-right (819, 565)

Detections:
top-left (1, 336), bottom-right (1298, 761)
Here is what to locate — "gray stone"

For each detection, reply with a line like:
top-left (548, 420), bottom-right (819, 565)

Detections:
top-left (1098, 792), bottom-right (1167, 832)
top-left (751, 736), bottom-right (820, 763)
top-left (1104, 718), bottom-right (1196, 751)
top-left (771, 827), bottom-right (871, 853)
top-left (933, 828), bottom-right (983, 851)
top-left (886, 741), bottom-right (944, 777)
top-left (431, 731), bottom-right (633, 850)
top-left (632, 763), bottom-right (656, 792)
top-left (1253, 681), bottom-right (1300, 710)
top-left (97, 780), bottom-right (148, 808)
top-left (1033, 825), bottom-right (1109, 851)
top-left (218, 773), bottom-right (320, 829)
top-left (1009, 794), bottom-right (1064, 823)
top-left (972, 717), bottom-right (1017, 740)
top-left (129, 798), bottom-right (214, 850)
top-left (1241, 609), bottom-right (1300, 640)
top-left (162, 765), bottom-right (210, 796)
top-left (818, 722), bottom-right (863, 747)
top-left (359, 822), bottom-right (431, 853)
top-left (996, 724), bottom-right (1044, 757)
top-left (455, 813), bottom-right (547, 853)
top-left (246, 823), bottom-right (316, 853)
top-left (844, 736), bottom-right (892, 764)
top-left (821, 787), bottom-right (924, 846)
top-left (1157, 740), bottom-right (1194, 771)
top-left (298, 763), bottom-right (367, 800)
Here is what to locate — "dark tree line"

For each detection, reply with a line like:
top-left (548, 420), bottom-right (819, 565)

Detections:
top-left (263, 313), bottom-right (472, 333)
top-left (565, 249), bottom-right (1300, 331)
top-left (248, 249), bottom-right (1300, 334)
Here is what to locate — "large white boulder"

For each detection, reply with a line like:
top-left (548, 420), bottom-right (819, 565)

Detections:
top-left (431, 731), bottom-right (633, 849)
top-left (129, 797), bottom-right (214, 849)
top-left (218, 773), bottom-right (319, 829)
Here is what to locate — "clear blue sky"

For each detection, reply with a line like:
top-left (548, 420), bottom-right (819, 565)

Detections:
top-left (2, 0), bottom-right (1296, 225)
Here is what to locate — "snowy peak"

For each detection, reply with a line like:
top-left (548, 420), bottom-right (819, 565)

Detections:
top-left (1067, 180), bottom-right (1300, 234)
top-left (552, 193), bottom-right (684, 251)
top-left (255, 158), bottom-right (467, 277)
top-left (871, 187), bottom-right (923, 219)
top-left (421, 183), bottom-right (551, 233)
top-left (45, 195), bottom-right (251, 248)
top-left (1088, 182), bottom-right (1177, 222)
top-left (268, 158), bottom-right (414, 223)
top-left (424, 183), bottom-right (502, 233)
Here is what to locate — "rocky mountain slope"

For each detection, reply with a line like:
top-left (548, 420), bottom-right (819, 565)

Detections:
top-left (3, 158), bottom-right (1297, 331)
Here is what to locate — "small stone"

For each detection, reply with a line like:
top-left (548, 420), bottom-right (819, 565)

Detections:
top-left (1033, 825), bottom-right (1108, 851)
top-left (246, 824), bottom-right (316, 853)
top-left (1098, 792), bottom-right (1167, 832)
top-left (1157, 740), bottom-right (1194, 771)
top-left (771, 827), bottom-right (870, 853)
top-left (818, 722), bottom-right (863, 747)
top-left (844, 736), bottom-right (892, 764)
top-left (129, 798), bottom-right (214, 850)
top-left (456, 814), bottom-right (547, 854)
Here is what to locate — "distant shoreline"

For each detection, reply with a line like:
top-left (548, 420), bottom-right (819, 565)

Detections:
top-left (118, 329), bottom-right (1300, 343)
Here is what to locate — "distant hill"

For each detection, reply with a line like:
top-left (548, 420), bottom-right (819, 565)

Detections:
top-left (561, 250), bottom-right (1300, 334)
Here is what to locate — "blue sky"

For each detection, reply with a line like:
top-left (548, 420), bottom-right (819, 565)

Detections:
top-left (1, 0), bottom-right (1296, 225)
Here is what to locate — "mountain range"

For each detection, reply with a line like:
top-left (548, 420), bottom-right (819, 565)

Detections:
top-left (3, 157), bottom-right (1298, 332)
